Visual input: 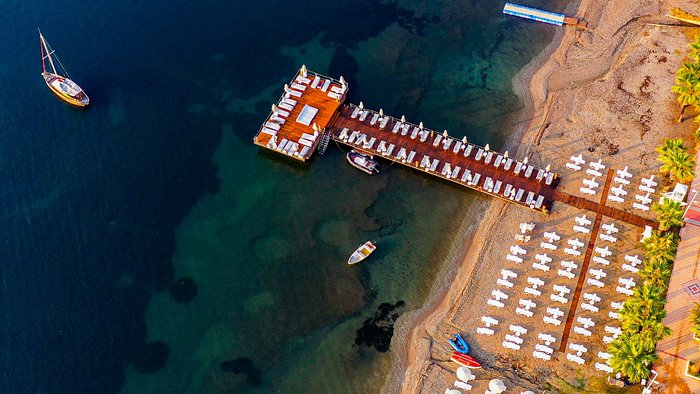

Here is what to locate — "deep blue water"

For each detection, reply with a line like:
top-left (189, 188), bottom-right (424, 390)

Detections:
top-left (0, 1), bottom-right (562, 392)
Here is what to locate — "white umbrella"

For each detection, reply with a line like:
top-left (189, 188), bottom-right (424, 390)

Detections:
top-left (379, 108), bottom-right (384, 116)
top-left (456, 366), bottom-right (473, 382)
top-left (419, 122), bottom-right (424, 130)
top-left (462, 136), bottom-right (467, 144)
top-left (489, 379), bottom-right (506, 393)
top-left (271, 104), bottom-right (278, 112)
top-left (443, 130), bottom-right (448, 137)
top-left (485, 143), bottom-right (490, 151)
top-left (359, 101), bottom-right (364, 109)
top-left (523, 157), bottom-right (529, 164)
top-left (546, 164), bottom-right (551, 172)
top-left (300, 64), bottom-right (308, 77)
top-left (339, 76), bottom-right (346, 85)
top-left (284, 84), bottom-right (290, 93)
top-left (504, 151), bottom-right (509, 159)
top-left (401, 115), bottom-right (406, 123)
top-left (312, 123), bottom-right (319, 132)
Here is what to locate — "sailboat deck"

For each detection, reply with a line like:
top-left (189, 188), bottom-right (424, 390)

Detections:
top-left (252, 71), bottom-right (346, 161)
top-left (327, 104), bottom-right (559, 212)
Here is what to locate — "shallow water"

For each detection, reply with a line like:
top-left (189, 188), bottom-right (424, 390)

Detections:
top-left (0, 1), bottom-right (561, 392)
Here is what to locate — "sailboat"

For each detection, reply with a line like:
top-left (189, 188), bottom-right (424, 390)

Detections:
top-left (39, 30), bottom-right (90, 107)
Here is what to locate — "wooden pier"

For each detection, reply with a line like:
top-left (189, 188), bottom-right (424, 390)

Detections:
top-left (328, 104), bottom-right (559, 212)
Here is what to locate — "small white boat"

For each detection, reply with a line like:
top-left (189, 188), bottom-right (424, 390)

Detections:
top-left (346, 150), bottom-right (379, 175)
top-left (348, 241), bottom-right (376, 265)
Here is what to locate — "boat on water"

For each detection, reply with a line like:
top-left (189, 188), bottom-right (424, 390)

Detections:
top-left (39, 30), bottom-right (89, 107)
top-left (347, 241), bottom-right (376, 265)
top-left (450, 351), bottom-right (481, 368)
top-left (448, 333), bottom-right (470, 354)
top-left (346, 150), bottom-right (379, 175)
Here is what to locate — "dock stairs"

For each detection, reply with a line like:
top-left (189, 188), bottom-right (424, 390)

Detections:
top-left (317, 130), bottom-right (331, 154)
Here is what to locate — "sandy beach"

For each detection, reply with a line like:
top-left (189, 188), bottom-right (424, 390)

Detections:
top-left (385, 0), bottom-right (699, 392)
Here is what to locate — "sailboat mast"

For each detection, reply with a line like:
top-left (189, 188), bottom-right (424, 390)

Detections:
top-left (39, 33), bottom-right (58, 75)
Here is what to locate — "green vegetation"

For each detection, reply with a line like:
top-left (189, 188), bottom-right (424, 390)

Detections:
top-left (607, 230), bottom-right (676, 383)
top-left (690, 303), bottom-right (700, 338)
top-left (652, 199), bottom-right (684, 231)
top-left (656, 138), bottom-right (695, 183)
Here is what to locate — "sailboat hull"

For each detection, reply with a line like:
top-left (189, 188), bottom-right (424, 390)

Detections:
top-left (42, 72), bottom-right (90, 107)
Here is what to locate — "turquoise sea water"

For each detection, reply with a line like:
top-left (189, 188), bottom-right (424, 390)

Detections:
top-left (0, 1), bottom-right (562, 392)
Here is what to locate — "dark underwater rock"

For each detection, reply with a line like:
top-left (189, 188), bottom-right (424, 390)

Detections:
top-left (355, 301), bottom-right (406, 352)
top-left (132, 341), bottom-right (169, 374)
top-left (169, 277), bottom-right (198, 303)
top-left (221, 357), bottom-right (261, 385)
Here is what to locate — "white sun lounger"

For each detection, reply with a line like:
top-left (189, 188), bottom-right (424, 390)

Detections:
top-left (401, 125), bottom-right (410, 136)
top-left (494, 155), bottom-right (503, 167)
top-left (557, 269), bottom-right (575, 279)
top-left (298, 138), bottom-right (313, 147)
top-left (409, 127), bottom-right (419, 139)
top-left (536, 344), bottom-right (554, 354)
top-left (475, 149), bottom-right (484, 161)
top-left (574, 326), bottom-right (592, 337)
top-left (524, 166), bottom-right (534, 178)
top-left (543, 316), bottom-right (561, 326)
top-left (595, 363), bottom-right (614, 373)
top-left (299, 146), bottom-right (310, 157)
top-left (391, 122), bottom-right (401, 133)
top-left (515, 189), bottom-right (524, 201)
top-left (566, 162), bottom-right (582, 171)
top-left (503, 184), bottom-right (512, 197)
top-left (595, 246), bottom-right (612, 257)
top-left (487, 299), bottom-right (505, 308)
top-left (458, 145), bottom-right (470, 159)
top-left (379, 116), bottom-right (390, 129)
top-left (533, 262), bottom-right (550, 272)
top-left (320, 79), bottom-right (331, 92)
top-left (540, 242), bottom-right (556, 251)
top-left (493, 181), bottom-right (502, 194)
top-left (545, 172), bottom-right (555, 185)
top-left (524, 287), bottom-right (542, 296)
top-left (310, 75), bottom-right (321, 88)
top-left (286, 89), bottom-right (302, 98)
top-left (586, 169), bottom-right (602, 177)
top-left (476, 327), bottom-right (494, 336)
top-left (358, 110), bottom-right (369, 121)
top-left (561, 260), bottom-right (577, 270)
top-left (369, 113), bottom-right (379, 125)
top-left (454, 380), bottom-right (472, 391)
top-left (432, 135), bottom-right (443, 147)
top-left (484, 151), bottom-right (494, 164)
top-left (580, 303), bottom-right (599, 313)
top-left (592, 256), bottom-right (610, 266)
top-left (443, 138), bottom-right (453, 150)
top-left (502, 340), bottom-right (520, 350)
top-left (608, 195), bottom-right (624, 203)
top-left (533, 351), bottom-right (551, 361)
top-left (567, 353), bottom-right (585, 365)
top-left (538, 333), bottom-right (557, 345)
top-left (407, 151), bottom-right (416, 163)
top-left (587, 278), bottom-right (605, 288)
top-left (503, 158), bottom-right (513, 170)
top-left (573, 225), bottom-right (590, 234)
top-left (614, 176), bottom-right (630, 186)
top-left (429, 159), bottom-right (440, 172)
top-left (472, 173), bottom-right (481, 185)
top-left (633, 202), bottom-right (650, 211)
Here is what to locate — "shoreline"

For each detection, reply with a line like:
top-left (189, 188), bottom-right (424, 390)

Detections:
top-left (384, 0), bottom-right (697, 391)
top-left (381, 4), bottom-right (578, 392)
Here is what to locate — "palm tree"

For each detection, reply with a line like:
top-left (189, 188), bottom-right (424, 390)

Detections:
top-left (673, 62), bottom-right (700, 122)
top-left (657, 138), bottom-right (685, 156)
top-left (652, 200), bottom-right (685, 230)
top-left (619, 286), bottom-right (668, 335)
top-left (642, 231), bottom-right (680, 262)
top-left (639, 256), bottom-right (673, 289)
top-left (658, 148), bottom-right (696, 183)
top-left (691, 303), bottom-right (700, 338)
top-left (608, 333), bottom-right (657, 383)
top-left (690, 36), bottom-right (700, 62)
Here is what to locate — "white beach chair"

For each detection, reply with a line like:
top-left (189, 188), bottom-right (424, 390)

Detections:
top-left (535, 344), bottom-right (554, 354)
top-left (533, 262), bottom-right (550, 272)
top-left (476, 327), bottom-right (494, 336)
top-left (533, 351), bottom-right (551, 361)
top-left (538, 333), bottom-right (556, 345)
top-left (574, 326), bottom-right (592, 337)
top-left (573, 225), bottom-right (591, 234)
top-left (487, 299), bottom-right (505, 308)
top-left (496, 278), bottom-right (514, 288)
top-left (580, 303), bottom-right (599, 313)
top-left (524, 287), bottom-right (542, 296)
top-left (595, 363), bottom-right (614, 373)
top-left (586, 169), bottom-right (602, 178)
top-left (543, 316), bottom-right (561, 326)
top-left (566, 162), bottom-right (582, 171)
top-left (587, 278), bottom-right (605, 288)
top-left (557, 269), bottom-right (575, 279)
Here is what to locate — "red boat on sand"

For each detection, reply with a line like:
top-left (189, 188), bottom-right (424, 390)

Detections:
top-left (450, 351), bottom-right (481, 368)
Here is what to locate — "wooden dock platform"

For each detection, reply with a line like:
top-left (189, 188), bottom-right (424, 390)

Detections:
top-left (327, 104), bottom-right (560, 212)
top-left (252, 67), bottom-right (347, 161)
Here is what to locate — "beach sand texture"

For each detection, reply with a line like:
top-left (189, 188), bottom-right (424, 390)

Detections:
top-left (388, 0), bottom-right (700, 392)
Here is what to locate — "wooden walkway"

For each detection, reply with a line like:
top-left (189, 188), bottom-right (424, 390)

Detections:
top-left (554, 190), bottom-right (658, 229)
top-left (558, 170), bottom-right (614, 352)
top-left (328, 104), bottom-right (560, 212)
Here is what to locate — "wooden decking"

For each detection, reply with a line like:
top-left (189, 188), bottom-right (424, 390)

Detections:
top-left (328, 104), bottom-right (560, 212)
top-left (252, 68), bottom-right (346, 161)
top-left (555, 190), bottom-right (658, 229)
